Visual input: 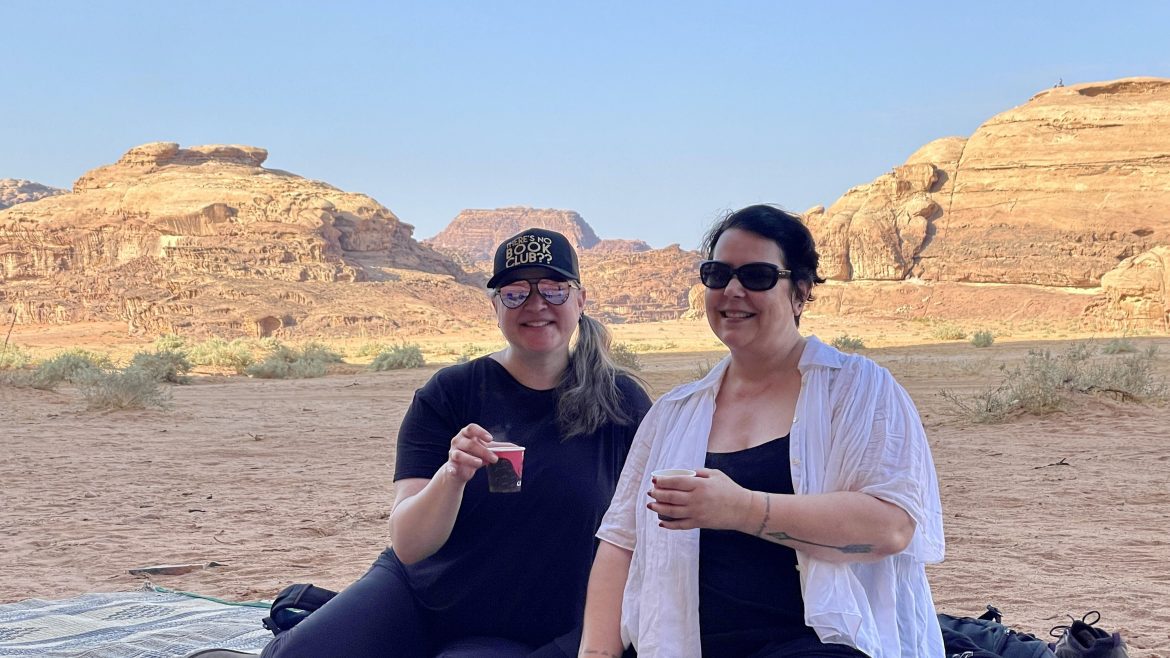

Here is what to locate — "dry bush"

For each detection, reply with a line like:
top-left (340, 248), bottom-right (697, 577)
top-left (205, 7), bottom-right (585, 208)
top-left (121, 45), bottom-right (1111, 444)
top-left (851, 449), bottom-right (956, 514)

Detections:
top-left (0, 344), bottom-right (31, 371)
top-left (969, 330), bottom-right (995, 348)
top-left (245, 346), bottom-right (328, 379)
top-left (1101, 338), bottom-right (1137, 355)
top-left (76, 368), bottom-right (171, 411)
top-left (370, 344), bottom-right (426, 371)
top-left (610, 342), bottom-right (642, 371)
top-left (831, 334), bottom-right (865, 351)
top-left (940, 343), bottom-right (1166, 423)
top-left (930, 323), bottom-right (967, 341)
top-left (188, 337), bottom-right (255, 373)
top-left (30, 350), bottom-right (112, 390)
top-left (127, 350), bottom-right (193, 384)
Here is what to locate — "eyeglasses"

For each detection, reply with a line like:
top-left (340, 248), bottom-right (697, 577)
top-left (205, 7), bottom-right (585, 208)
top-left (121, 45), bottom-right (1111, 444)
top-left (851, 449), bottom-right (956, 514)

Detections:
top-left (494, 278), bottom-right (580, 309)
top-left (699, 260), bottom-right (791, 291)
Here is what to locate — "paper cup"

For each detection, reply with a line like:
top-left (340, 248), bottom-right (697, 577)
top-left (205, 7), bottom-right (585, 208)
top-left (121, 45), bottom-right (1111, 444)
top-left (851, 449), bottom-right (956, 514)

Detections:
top-left (650, 469), bottom-right (696, 520)
top-left (487, 443), bottom-right (525, 493)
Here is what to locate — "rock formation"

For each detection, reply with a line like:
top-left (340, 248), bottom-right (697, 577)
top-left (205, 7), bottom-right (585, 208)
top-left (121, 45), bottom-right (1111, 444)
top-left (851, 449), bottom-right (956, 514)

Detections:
top-left (0, 142), bottom-right (483, 337)
top-left (806, 77), bottom-right (1170, 330)
top-left (427, 208), bottom-right (700, 323)
top-left (0, 179), bottom-right (65, 210)
top-left (427, 207), bottom-right (601, 261)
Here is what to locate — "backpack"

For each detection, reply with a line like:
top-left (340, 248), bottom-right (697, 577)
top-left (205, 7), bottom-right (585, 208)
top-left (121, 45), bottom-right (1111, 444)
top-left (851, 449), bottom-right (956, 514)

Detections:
top-left (938, 605), bottom-right (1056, 658)
top-left (261, 583), bottom-right (338, 636)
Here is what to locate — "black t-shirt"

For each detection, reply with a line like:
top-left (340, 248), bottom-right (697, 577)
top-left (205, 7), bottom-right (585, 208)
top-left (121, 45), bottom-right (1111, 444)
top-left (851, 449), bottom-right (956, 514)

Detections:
top-left (700, 435), bottom-right (815, 657)
top-left (392, 356), bottom-right (651, 648)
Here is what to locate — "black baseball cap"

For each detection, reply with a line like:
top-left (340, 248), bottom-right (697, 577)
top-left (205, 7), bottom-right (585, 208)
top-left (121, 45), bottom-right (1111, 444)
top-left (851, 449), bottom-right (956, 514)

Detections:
top-left (486, 228), bottom-right (581, 289)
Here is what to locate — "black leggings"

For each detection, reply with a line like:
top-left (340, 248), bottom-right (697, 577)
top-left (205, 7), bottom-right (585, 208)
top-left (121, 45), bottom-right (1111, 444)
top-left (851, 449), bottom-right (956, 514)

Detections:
top-left (260, 549), bottom-right (578, 658)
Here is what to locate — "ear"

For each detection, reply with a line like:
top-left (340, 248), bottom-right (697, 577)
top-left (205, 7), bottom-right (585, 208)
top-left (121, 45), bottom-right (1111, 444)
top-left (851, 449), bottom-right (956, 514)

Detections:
top-left (576, 285), bottom-right (588, 309)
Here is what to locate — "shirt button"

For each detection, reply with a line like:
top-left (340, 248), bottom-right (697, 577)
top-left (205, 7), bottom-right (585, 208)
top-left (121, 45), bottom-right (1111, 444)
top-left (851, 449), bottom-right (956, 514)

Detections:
top-left (791, 458), bottom-right (800, 466)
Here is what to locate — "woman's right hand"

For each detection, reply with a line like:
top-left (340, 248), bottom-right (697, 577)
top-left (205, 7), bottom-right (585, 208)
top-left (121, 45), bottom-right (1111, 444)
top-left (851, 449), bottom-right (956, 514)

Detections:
top-left (444, 423), bottom-right (499, 483)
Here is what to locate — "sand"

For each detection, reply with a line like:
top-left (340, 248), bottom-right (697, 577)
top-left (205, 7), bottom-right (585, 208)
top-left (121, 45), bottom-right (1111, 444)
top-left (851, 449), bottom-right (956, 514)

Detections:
top-left (1, 319), bottom-right (1168, 656)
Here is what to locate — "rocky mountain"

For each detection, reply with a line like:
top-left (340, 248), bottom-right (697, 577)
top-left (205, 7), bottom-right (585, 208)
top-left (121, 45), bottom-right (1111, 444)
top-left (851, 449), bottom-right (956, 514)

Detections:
top-left (0, 179), bottom-right (65, 210)
top-left (805, 77), bottom-right (1170, 331)
top-left (426, 207), bottom-right (699, 323)
top-left (427, 207), bottom-right (601, 261)
top-left (0, 143), bottom-right (484, 337)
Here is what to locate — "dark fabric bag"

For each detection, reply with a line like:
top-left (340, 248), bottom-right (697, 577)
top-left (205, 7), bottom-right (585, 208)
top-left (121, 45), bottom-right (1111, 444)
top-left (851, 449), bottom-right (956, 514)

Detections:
top-left (938, 606), bottom-right (1057, 658)
top-left (261, 583), bottom-right (338, 636)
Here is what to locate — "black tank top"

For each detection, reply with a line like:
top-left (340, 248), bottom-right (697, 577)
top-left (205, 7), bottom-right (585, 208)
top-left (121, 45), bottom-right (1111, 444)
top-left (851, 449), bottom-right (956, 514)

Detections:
top-left (699, 435), bottom-right (817, 656)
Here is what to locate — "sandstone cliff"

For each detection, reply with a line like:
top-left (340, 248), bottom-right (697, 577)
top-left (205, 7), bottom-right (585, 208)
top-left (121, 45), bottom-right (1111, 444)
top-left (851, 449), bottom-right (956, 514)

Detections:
top-left (0, 143), bottom-right (482, 337)
top-left (428, 207), bottom-right (699, 323)
top-left (0, 179), bottom-right (65, 210)
top-left (806, 77), bottom-right (1170, 330)
top-left (426, 207), bottom-right (601, 261)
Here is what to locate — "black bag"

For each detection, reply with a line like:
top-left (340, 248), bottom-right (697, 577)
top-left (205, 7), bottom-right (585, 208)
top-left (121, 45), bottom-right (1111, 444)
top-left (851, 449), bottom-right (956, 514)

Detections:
top-left (262, 583), bottom-right (339, 636)
top-left (938, 605), bottom-right (1056, 658)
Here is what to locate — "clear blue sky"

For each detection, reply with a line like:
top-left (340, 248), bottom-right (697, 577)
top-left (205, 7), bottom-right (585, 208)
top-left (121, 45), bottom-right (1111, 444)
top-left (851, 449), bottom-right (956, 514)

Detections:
top-left (3, 1), bottom-right (1168, 249)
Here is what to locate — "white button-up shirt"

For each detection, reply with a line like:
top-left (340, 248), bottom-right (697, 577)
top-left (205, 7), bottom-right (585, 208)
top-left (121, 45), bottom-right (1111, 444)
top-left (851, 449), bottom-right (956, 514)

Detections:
top-left (596, 336), bottom-right (945, 657)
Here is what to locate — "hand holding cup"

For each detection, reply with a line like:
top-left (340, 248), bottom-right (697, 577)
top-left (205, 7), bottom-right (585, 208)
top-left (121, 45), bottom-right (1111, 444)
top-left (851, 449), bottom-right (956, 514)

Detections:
top-left (648, 469), bottom-right (697, 521)
top-left (445, 424), bottom-right (497, 483)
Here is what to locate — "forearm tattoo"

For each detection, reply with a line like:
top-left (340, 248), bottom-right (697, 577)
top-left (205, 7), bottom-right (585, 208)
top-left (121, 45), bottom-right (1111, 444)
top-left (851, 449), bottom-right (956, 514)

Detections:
top-left (765, 531), bottom-right (874, 554)
top-left (753, 492), bottom-right (771, 537)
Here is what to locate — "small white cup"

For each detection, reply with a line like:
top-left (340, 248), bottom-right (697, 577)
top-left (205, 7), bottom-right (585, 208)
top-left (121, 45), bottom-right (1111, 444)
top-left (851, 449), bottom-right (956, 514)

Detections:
top-left (650, 469), bottom-right (696, 520)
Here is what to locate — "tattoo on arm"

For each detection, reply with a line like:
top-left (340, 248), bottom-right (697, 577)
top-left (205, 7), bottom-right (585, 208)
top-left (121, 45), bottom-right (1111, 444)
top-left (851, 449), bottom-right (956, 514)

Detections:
top-left (581, 650), bottom-right (621, 657)
top-left (765, 531), bottom-right (874, 554)
top-left (753, 492), bottom-right (770, 537)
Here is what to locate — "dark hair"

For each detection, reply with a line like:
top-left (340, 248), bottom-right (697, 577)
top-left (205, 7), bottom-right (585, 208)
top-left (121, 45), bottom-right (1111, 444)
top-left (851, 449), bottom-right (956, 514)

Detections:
top-left (700, 204), bottom-right (826, 326)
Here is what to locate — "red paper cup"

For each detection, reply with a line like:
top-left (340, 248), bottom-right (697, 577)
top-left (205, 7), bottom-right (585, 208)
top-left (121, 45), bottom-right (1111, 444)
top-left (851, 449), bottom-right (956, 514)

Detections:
top-left (487, 443), bottom-right (525, 493)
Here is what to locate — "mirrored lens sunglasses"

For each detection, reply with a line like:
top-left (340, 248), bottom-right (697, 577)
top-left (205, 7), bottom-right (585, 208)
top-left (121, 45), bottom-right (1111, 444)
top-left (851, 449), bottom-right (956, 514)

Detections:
top-left (494, 279), bottom-right (579, 309)
top-left (699, 260), bottom-right (790, 291)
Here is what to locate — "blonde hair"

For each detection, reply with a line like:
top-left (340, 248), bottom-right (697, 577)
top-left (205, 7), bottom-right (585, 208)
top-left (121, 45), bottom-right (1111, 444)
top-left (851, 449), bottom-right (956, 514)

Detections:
top-left (557, 313), bottom-right (642, 439)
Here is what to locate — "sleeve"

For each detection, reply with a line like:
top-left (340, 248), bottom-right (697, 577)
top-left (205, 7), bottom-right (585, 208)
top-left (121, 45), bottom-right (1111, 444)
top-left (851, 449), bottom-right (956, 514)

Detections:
top-left (596, 398), bottom-right (661, 551)
top-left (851, 366), bottom-right (946, 563)
top-left (393, 368), bottom-right (465, 482)
top-left (618, 375), bottom-right (654, 446)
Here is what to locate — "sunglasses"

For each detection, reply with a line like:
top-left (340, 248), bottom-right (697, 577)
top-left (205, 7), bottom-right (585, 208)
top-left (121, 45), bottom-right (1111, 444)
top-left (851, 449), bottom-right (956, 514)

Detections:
top-left (699, 260), bottom-right (791, 291)
top-left (494, 278), bottom-right (579, 309)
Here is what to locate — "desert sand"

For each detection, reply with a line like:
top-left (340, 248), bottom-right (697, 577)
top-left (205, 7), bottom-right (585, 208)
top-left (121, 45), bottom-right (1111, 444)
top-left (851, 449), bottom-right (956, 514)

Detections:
top-left (2, 317), bottom-right (1168, 656)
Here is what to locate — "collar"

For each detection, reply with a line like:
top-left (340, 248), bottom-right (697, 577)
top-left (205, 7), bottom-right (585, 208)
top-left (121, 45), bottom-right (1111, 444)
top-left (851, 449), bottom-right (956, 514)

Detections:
top-left (661, 335), bottom-right (844, 403)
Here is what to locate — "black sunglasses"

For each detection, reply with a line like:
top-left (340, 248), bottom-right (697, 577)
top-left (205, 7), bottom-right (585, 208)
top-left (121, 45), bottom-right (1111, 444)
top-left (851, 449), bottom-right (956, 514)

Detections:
top-left (699, 260), bottom-right (791, 291)
top-left (494, 278), bottom-right (579, 309)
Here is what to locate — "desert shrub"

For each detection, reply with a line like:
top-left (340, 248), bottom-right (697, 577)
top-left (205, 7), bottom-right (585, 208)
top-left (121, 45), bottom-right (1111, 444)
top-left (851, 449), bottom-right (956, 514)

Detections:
top-left (188, 337), bottom-right (255, 373)
top-left (245, 346), bottom-right (327, 379)
top-left (354, 341), bottom-right (389, 358)
top-left (692, 358), bottom-right (718, 379)
top-left (370, 344), bottom-right (426, 371)
top-left (152, 334), bottom-right (189, 353)
top-left (930, 323), bottom-right (967, 341)
top-left (831, 334), bottom-right (865, 351)
top-left (1101, 338), bottom-right (1137, 355)
top-left (969, 330), bottom-right (995, 348)
top-left (76, 368), bottom-right (171, 410)
top-left (941, 343), bottom-right (1166, 423)
top-left (127, 350), bottom-right (193, 384)
top-left (610, 342), bottom-right (641, 371)
top-left (32, 349), bottom-right (111, 389)
top-left (456, 343), bottom-right (488, 364)
top-left (0, 344), bottom-right (31, 370)
top-left (299, 341), bottom-right (344, 364)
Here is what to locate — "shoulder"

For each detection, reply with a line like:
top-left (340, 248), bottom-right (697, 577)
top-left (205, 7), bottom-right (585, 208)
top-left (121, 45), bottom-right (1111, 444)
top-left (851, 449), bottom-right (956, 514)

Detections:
top-left (615, 372), bottom-right (652, 405)
top-left (418, 357), bottom-right (499, 395)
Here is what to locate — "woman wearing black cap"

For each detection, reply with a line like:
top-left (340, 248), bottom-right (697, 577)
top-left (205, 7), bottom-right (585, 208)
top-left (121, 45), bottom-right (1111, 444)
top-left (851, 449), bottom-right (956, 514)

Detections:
top-left (261, 228), bottom-right (651, 658)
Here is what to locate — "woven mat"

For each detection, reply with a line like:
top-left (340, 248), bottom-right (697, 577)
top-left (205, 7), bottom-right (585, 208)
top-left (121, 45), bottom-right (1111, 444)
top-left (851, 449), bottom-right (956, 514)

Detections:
top-left (0, 588), bottom-right (270, 657)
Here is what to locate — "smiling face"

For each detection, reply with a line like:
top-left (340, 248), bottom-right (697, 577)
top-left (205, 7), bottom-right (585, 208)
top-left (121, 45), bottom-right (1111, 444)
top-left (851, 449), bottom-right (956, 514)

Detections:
top-left (704, 228), bottom-right (805, 354)
top-left (492, 266), bottom-right (586, 357)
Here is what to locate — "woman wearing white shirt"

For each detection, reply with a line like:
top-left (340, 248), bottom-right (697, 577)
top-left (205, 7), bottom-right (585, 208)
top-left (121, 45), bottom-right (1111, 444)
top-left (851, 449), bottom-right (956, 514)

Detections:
top-left (580, 205), bottom-right (945, 658)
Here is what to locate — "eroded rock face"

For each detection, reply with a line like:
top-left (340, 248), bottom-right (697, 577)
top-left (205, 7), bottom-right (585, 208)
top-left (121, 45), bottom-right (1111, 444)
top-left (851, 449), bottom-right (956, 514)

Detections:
top-left (808, 78), bottom-right (1170, 288)
top-left (0, 142), bottom-right (476, 337)
top-left (1092, 246), bottom-right (1170, 331)
top-left (806, 77), bottom-right (1170, 329)
top-left (0, 179), bottom-right (66, 210)
top-left (426, 207), bottom-right (601, 261)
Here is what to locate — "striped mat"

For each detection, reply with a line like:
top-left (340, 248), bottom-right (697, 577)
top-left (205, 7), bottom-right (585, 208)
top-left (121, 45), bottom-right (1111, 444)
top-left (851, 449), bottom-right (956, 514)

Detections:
top-left (0, 587), bottom-right (271, 657)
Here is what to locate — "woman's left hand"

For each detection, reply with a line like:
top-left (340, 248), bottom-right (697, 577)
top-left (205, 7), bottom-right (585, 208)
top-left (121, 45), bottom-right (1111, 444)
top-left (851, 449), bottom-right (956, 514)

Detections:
top-left (647, 468), bottom-right (753, 531)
